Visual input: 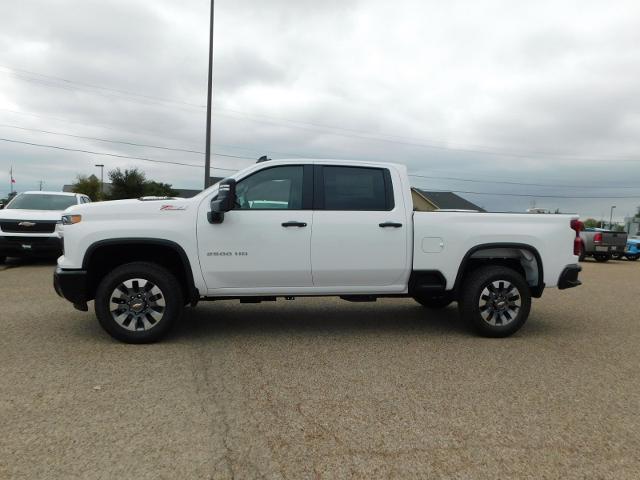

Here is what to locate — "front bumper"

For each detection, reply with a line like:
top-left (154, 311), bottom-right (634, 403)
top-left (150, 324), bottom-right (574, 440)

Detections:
top-left (558, 264), bottom-right (582, 290)
top-left (53, 267), bottom-right (89, 311)
top-left (0, 235), bottom-right (62, 257)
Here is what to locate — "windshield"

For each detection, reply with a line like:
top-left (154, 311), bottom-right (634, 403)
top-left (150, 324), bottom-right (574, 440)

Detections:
top-left (6, 193), bottom-right (77, 211)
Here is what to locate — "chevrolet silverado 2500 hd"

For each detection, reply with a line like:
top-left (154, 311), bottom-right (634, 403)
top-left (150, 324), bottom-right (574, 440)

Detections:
top-left (54, 159), bottom-right (582, 343)
top-left (0, 191), bottom-right (91, 263)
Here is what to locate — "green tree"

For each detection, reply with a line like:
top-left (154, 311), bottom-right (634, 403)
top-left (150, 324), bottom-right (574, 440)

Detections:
top-left (143, 181), bottom-right (178, 197)
top-left (71, 174), bottom-right (101, 201)
top-left (583, 218), bottom-right (600, 228)
top-left (107, 168), bottom-right (147, 200)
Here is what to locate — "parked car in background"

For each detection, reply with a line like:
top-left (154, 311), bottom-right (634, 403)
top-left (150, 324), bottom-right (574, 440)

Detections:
top-left (624, 236), bottom-right (640, 261)
top-left (579, 228), bottom-right (628, 262)
top-left (0, 191), bottom-right (91, 263)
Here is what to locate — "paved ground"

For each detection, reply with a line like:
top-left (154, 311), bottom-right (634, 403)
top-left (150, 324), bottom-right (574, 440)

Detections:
top-left (1, 258), bottom-right (639, 479)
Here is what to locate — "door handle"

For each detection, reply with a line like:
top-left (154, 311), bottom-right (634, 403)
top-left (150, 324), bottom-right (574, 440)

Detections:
top-left (379, 222), bottom-right (402, 228)
top-left (282, 221), bottom-right (307, 227)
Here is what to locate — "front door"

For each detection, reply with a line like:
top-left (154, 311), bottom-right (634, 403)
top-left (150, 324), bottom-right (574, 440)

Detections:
top-left (197, 165), bottom-right (313, 291)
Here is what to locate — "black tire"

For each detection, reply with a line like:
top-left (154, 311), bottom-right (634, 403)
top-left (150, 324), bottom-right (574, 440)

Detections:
top-left (0, 255), bottom-right (5, 264)
top-left (94, 262), bottom-right (183, 343)
top-left (626, 254), bottom-right (639, 261)
top-left (594, 254), bottom-right (611, 263)
top-left (459, 266), bottom-right (532, 338)
top-left (611, 252), bottom-right (623, 260)
top-left (413, 294), bottom-right (454, 309)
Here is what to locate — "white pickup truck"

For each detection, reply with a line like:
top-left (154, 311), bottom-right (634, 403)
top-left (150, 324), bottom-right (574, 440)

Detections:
top-left (54, 159), bottom-right (582, 343)
top-left (0, 191), bottom-right (91, 263)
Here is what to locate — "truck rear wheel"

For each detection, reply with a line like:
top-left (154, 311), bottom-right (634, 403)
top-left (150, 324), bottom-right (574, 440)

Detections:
top-left (412, 294), bottom-right (454, 309)
top-left (94, 262), bottom-right (183, 344)
top-left (459, 266), bottom-right (531, 338)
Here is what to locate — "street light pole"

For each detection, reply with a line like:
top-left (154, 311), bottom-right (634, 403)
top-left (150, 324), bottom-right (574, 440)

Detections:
top-left (95, 164), bottom-right (104, 200)
top-left (204, 0), bottom-right (215, 189)
top-left (609, 205), bottom-right (616, 230)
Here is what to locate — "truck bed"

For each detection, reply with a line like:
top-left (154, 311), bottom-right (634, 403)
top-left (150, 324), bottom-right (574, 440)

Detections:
top-left (412, 211), bottom-right (578, 289)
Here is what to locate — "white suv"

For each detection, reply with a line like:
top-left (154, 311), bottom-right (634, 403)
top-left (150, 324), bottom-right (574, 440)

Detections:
top-left (0, 191), bottom-right (91, 263)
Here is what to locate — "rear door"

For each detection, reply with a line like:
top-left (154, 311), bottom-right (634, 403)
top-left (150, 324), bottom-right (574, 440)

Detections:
top-left (310, 165), bottom-right (409, 289)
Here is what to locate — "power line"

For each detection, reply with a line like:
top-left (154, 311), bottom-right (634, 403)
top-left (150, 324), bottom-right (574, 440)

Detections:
top-left (0, 137), bottom-right (244, 172)
top-left (218, 111), bottom-right (640, 163)
top-left (4, 65), bottom-right (640, 163)
top-left (2, 70), bottom-right (203, 113)
top-left (0, 124), bottom-right (205, 155)
top-left (5, 136), bottom-right (640, 199)
top-left (0, 108), bottom-right (311, 159)
top-left (412, 187), bottom-right (640, 199)
top-left (3, 125), bottom-right (640, 191)
top-left (407, 173), bottom-right (640, 190)
top-left (0, 65), bottom-right (204, 109)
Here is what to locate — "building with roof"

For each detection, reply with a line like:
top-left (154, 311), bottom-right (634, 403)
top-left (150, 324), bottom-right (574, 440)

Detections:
top-left (411, 188), bottom-right (485, 212)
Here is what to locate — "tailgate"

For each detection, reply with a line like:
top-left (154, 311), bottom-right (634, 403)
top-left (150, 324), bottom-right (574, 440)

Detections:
top-left (602, 231), bottom-right (627, 249)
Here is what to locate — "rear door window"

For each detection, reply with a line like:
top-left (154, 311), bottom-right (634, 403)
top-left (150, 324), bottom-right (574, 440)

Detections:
top-left (319, 166), bottom-right (393, 211)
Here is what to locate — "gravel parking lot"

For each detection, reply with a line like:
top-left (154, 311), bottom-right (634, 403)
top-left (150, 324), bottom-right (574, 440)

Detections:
top-left (1, 259), bottom-right (639, 479)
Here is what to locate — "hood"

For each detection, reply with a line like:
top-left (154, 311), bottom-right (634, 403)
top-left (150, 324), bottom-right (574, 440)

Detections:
top-left (65, 197), bottom-right (194, 218)
top-left (0, 208), bottom-right (66, 221)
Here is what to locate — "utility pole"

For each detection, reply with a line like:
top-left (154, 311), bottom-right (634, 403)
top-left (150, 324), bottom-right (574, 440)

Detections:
top-left (95, 164), bottom-right (104, 200)
top-left (609, 205), bottom-right (616, 230)
top-left (204, 0), bottom-right (215, 189)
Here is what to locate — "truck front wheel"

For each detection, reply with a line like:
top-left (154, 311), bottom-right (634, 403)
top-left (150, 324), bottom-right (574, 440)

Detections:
top-left (94, 262), bottom-right (183, 343)
top-left (459, 266), bottom-right (531, 338)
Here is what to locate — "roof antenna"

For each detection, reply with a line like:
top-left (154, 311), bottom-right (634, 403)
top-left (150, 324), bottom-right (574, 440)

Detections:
top-left (257, 155), bottom-right (271, 163)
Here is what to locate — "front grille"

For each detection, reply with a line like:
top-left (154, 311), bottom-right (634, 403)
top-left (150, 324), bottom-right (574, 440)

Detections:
top-left (2, 236), bottom-right (54, 243)
top-left (0, 220), bottom-right (57, 233)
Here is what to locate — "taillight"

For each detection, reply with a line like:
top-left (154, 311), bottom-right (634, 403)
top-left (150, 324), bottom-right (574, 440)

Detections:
top-left (570, 219), bottom-right (584, 232)
top-left (573, 237), bottom-right (582, 256)
top-left (594, 232), bottom-right (603, 244)
top-left (571, 220), bottom-right (584, 256)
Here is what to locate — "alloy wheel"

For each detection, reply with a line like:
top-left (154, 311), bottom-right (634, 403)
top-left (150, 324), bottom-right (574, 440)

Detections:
top-left (109, 278), bottom-right (166, 331)
top-left (478, 280), bottom-right (522, 326)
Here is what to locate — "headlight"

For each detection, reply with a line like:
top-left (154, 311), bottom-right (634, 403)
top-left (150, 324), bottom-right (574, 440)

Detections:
top-left (61, 214), bottom-right (82, 225)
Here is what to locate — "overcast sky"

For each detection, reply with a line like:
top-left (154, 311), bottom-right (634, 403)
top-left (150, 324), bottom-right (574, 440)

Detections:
top-left (1, 0), bottom-right (639, 220)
